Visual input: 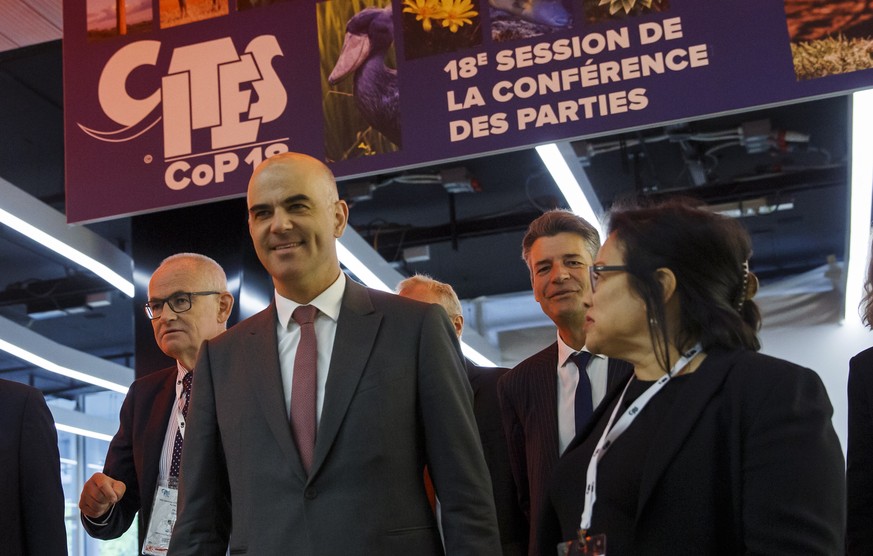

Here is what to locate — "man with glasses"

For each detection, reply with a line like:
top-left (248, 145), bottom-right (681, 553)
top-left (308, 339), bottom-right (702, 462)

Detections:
top-left (79, 253), bottom-right (234, 553)
top-left (497, 209), bottom-right (631, 555)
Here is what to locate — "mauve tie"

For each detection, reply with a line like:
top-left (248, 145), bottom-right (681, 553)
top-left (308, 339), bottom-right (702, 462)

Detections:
top-left (291, 305), bottom-right (318, 474)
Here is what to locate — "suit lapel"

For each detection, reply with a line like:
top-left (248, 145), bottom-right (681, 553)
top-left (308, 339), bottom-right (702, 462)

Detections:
top-left (535, 344), bottom-right (561, 460)
top-left (142, 368), bottom-right (176, 501)
top-left (246, 304), bottom-right (308, 481)
top-left (310, 279), bottom-right (380, 477)
top-left (635, 350), bottom-right (735, 517)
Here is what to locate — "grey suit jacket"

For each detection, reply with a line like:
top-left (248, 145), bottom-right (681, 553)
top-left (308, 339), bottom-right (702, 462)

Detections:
top-left (497, 342), bottom-right (632, 556)
top-left (169, 278), bottom-right (500, 555)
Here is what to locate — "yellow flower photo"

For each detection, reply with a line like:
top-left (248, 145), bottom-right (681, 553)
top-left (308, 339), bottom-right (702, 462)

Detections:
top-left (401, 0), bottom-right (482, 59)
top-left (439, 0), bottom-right (478, 33)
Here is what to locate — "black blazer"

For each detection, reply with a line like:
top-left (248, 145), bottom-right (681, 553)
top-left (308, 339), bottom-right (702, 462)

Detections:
top-left (497, 342), bottom-right (632, 555)
top-left (466, 360), bottom-right (528, 556)
top-left (81, 366), bottom-right (177, 550)
top-left (0, 379), bottom-right (67, 556)
top-left (848, 345), bottom-right (873, 554)
top-left (540, 349), bottom-right (845, 556)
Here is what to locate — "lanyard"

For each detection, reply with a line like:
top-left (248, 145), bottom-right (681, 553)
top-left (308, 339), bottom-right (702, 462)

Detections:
top-left (578, 343), bottom-right (702, 532)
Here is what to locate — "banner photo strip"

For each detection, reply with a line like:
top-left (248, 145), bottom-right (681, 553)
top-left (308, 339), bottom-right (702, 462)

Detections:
top-left (63, 0), bottom-right (873, 223)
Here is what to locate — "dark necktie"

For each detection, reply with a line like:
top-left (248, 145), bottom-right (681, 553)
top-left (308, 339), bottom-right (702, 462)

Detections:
top-left (169, 371), bottom-right (193, 478)
top-left (570, 351), bottom-right (594, 434)
top-left (291, 305), bottom-right (318, 474)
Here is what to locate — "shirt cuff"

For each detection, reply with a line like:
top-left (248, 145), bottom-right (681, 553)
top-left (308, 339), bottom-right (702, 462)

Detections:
top-left (83, 504), bottom-right (115, 526)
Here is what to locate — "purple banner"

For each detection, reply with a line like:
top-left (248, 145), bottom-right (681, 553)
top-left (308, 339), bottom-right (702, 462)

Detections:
top-left (63, 0), bottom-right (873, 223)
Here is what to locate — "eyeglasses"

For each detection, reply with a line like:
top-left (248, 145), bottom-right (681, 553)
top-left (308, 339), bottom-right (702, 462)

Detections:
top-left (588, 265), bottom-right (629, 292)
top-left (144, 291), bottom-right (220, 320)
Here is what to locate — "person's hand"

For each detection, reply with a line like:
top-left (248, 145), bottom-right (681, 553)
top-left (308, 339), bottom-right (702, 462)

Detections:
top-left (79, 472), bottom-right (126, 518)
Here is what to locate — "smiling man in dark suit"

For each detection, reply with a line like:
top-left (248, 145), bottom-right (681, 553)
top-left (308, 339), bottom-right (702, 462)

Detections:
top-left (497, 209), bottom-right (632, 555)
top-left (78, 253), bottom-right (234, 552)
top-left (168, 152), bottom-right (500, 555)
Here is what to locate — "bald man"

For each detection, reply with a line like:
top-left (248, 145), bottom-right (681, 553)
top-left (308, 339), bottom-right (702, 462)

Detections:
top-left (80, 253), bottom-right (234, 552)
top-left (169, 152), bottom-right (500, 555)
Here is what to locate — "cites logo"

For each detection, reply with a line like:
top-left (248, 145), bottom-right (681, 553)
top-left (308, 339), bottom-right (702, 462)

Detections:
top-left (78, 36), bottom-right (290, 190)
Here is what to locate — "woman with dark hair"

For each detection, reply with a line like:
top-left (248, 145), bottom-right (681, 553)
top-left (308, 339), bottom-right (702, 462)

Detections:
top-left (538, 199), bottom-right (845, 555)
top-left (847, 241), bottom-right (873, 555)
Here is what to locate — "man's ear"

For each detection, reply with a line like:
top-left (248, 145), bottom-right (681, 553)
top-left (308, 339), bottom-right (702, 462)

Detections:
top-left (655, 267), bottom-right (677, 304)
top-left (333, 200), bottom-right (350, 238)
top-left (217, 292), bottom-right (235, 324)
top-left (451, 314), bottom-right (464, 339)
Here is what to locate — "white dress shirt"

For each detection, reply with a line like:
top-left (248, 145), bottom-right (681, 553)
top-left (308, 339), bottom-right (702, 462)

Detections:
top-left (555, 333), bottom-right (608, 455)
top-left (274, 272), bottom-right (345, 423)
top-left (158, 362), bottom-right (193, 481)
top-left (87, 362), bottom-right (190, 527)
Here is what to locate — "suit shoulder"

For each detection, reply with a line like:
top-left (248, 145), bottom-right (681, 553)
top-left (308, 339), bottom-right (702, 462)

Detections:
top-left (520, 342), bottom-right (558, 365)
top-left (118, 366), bottom-right (175, 407)
top-left (0, 380), bottom-right (44, 424)
top-left (718, 350), bottom-right (827, 400)
top-left (468, 362), bottom-right (510, 386)
top-left (729, 349), bottom-right (814, 375)
top-left (209, 304), bottom-right (274, 345)
top-left (509, 342), bottom-right (557, 373)
top-left (368, 287), bottom-right (431, 314)
top-left (499, 343), bottom-right (557, 388)
top-left (133, 365), bottom-right (177, 386)
top-left (0, 378), bottom-right (40, 402)
top-left (850, 346), bottom-right (873, 375)
top-left (367, 288), bottom-right (451, 330)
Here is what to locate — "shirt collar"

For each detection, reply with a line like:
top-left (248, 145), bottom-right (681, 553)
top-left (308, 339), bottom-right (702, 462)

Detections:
top-left (556, 331), bottom-right (603, 368)
top-left (175, 361), bottom-right (190, 378)
top-left (275, 272), bottom-right (346, 329)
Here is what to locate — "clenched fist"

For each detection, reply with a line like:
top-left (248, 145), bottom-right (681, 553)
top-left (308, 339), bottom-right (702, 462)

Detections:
top-left (79, 473), bottom-right (127, 518)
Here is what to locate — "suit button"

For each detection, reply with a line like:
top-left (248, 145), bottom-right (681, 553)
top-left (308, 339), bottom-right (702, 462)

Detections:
top-left (304, 486), bottom-right (317, 499)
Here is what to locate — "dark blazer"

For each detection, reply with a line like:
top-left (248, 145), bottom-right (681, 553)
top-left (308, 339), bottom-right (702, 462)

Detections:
top-left (466, 360), bottom-right (528, 556)
top-left (81, 366), bottom-right (177, 550)
top-left (497, 342), bottom-right (632, 555)
top-left (0, 379), bottom-right (67, 556)
top-left (169, 278), bottom-right (500, 555)
top-left (848, 345), bottom-right (873, 555)
top-left (540, 349), bottom-right (846, 556)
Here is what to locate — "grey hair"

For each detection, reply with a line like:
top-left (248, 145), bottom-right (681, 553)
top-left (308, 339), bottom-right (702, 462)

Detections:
top-left (395, 274), bottom-right (462, 318)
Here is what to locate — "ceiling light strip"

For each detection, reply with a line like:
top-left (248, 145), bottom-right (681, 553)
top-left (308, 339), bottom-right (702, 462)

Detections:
top-left (0, 177), bottom-right (134, 298)
top-left (338, 227), bottom-right (501, 366)
top-left (846, 89), bottom-right (873, 324)
top-left (49, 406), bottom-right (117, 442)
top-left (337, 230), bottom-right (396, 293)
top-left (0, 315), bottom-right (133, 394)
top-left (536, 142), bottom-right (606, 239)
